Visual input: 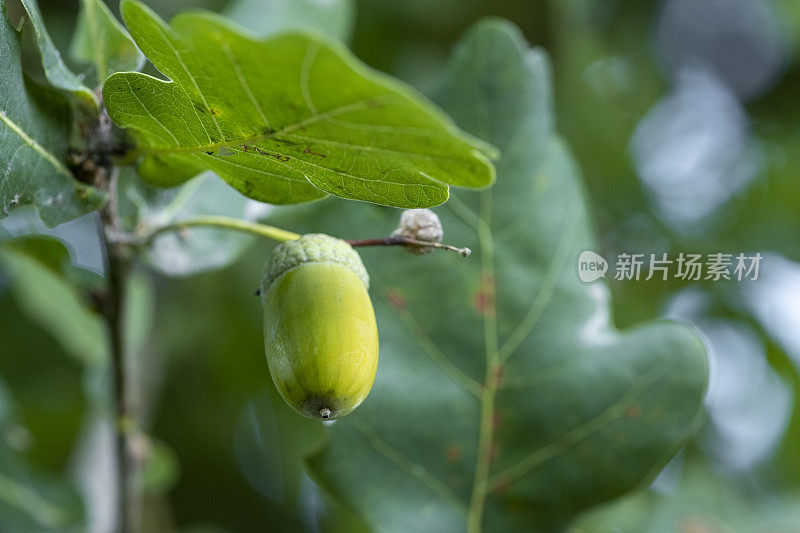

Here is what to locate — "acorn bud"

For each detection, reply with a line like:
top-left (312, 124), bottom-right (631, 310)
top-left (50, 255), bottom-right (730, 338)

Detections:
top-left (260, 234), bottom-right (378, 420)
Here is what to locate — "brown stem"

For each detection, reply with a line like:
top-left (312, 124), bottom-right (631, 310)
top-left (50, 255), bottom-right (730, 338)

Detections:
top-left (347, 236), bottom-right (471, 257)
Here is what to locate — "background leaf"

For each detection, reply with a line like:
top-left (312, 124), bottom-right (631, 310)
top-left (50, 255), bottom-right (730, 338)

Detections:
top-left (572, 458), bottom-right (800, 532)
top-left (0, 3), bottom-right (102, 228)
top-left (0, 206), bottom-right (105, 274)
top-left (224, 0), bottom-right (355, 43)
top-left (122, 170), bottom-right (271, 276)
top-left (17, 0), bottom-right (98, 108)
top-left (0, 379), bottom-right (84, 532)
top-left (70, 0), bottom-right (145, 85)
top-left (0, 243), bottom-right (106, 366)
top-left (233, 388), bottom-right (322, 510)
top-left (266, 19), bottom-right (709, 531)
top-left (103, 0), bottom-right (495, 208)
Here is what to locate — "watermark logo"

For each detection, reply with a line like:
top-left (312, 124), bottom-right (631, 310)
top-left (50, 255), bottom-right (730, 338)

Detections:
top-left (578, 251), bottom-right (762, 282)
top-left (578, 250), bottom-right (608, 282)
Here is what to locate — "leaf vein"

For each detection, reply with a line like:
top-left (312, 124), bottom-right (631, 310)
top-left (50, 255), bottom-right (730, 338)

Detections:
top-left (498, 206), bottom-right (580, 363)
top-left (0, 111), bottom-right (72, 178)
top-left (487, 367), bottom-right (665, 487)
top-left (300, 41), bottom-right (320, 115)
top-left (372, 276), bottom-right (483, 398)
top-left (350, 417), bottom-right (467, 511)
top-left (220, 40), bottom-right (270, 129)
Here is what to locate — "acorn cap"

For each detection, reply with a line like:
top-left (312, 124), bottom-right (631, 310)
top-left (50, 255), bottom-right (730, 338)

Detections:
top-left (261, 234), bottom-right (369, 303)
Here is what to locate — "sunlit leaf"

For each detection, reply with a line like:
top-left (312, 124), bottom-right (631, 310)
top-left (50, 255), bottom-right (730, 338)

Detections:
top-left (104, 0), bottom-right (495, 208)
top-left (268, 19), bottom-right (708, 531)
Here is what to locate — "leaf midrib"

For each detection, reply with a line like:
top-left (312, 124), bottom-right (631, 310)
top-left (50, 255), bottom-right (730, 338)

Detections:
top-left (466, 191), bottom-right (499, 533)
top-left (129, 94), bottom-right (396, 158)
top-left (0, 110), bottom-right (72, 177)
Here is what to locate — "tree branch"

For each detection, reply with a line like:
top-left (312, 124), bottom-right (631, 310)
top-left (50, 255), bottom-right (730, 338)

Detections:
top-left (102, 239), bottom-right (132, 532)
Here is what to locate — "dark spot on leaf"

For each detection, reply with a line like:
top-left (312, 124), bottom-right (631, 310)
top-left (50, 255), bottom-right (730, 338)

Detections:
top-left (682, 517), bottom-right (715, 533)
top-left (507, 497), bottom-right (525, 512)
top-left (193, 101), bottom-right (205, 113)
top-left (493, 366), bottom-right (504, 388)
top-left (489, 441), bottom-right (498, 462)
top-left (204, 151), bottom-right (213, 155)
top-left (492, 410), bottom-right (502, 430)
top-left (210, 107), bottom-right (218, 115)
top-left (625, 405), bottom-right (641, 419)
top-left (474, 275), bottom-right (495, 316)
top-left (494, 477), bottom-right (510, 494)
top-left (241, 180), bottom-right (255, 196)
top-left (385, 289), bottom-right (406, 311)
top-left (304, 147), bottom-right (326, 158)
top-left (446, 445), bottom-right (460, 463)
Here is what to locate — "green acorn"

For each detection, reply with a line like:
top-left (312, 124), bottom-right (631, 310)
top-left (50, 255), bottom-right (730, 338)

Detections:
top-left (260, 234), bottom-right (379, 420)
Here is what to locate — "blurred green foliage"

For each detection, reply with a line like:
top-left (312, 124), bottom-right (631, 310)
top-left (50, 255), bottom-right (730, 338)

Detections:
top-left (1, 0), bottom-right (799, 530)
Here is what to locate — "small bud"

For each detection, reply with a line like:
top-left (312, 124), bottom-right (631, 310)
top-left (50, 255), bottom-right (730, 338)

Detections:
top-left (391, 209), bottom-right (443, 254)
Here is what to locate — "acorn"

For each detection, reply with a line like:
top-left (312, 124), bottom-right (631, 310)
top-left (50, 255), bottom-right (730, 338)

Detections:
top-left (260, 234), bottom-right (379, 420)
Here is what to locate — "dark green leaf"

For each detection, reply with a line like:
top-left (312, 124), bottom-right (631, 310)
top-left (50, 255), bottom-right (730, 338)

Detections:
top-left (234, 388), bottom-right (323, 508)
top-left (70, 0), bottom-right (145, 84)
top-left (18, 0), bottom-right (98, 108)
top-left (104, 0), bottom-right (495, 208)
top-left (268, 19), bottom-right (708, 531)
top-left (0, 244), bottom-right (106, 366)
top-left (0, 380), bottom-right (85, 531)
top-left (0, 4), bottom-right (103, 227)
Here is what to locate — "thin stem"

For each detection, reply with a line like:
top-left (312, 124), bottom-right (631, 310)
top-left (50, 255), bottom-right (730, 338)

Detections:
top-left (101, 169), bottom-right (133, 533)
top-left (140, 215), bottom-right (300, 246)
top-left (137, 216), bottom-right (471, 257)
top-left (348, 236), bottom-right (471, 257)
